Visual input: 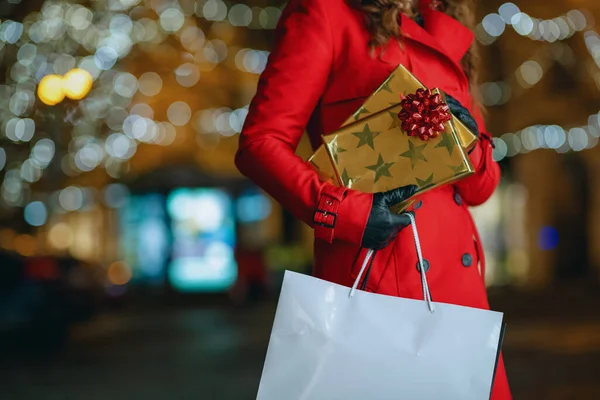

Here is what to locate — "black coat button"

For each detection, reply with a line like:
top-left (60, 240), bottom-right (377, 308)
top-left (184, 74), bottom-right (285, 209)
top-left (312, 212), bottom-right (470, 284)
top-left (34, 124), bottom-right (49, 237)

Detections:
top-left (416, 259), bottom-right (430, 273)
top-left (413, 200), bottom-right (423, 210)
top-left (462, 253), bottom-right (473, 267)
top-left (454, 193), bottom-right (463, 206)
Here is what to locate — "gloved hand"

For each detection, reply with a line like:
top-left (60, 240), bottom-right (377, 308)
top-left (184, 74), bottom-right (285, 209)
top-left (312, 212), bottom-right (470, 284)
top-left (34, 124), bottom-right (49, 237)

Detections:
top-left (361, 185), bottom-right (418, 250)
top-left (445, 93), bottom-right (479, 137)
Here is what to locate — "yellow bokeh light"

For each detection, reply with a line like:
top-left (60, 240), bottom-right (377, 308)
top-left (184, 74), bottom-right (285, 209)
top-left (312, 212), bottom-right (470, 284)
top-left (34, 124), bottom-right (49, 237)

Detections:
top-left (108, 261), bottom-right (133, 286)
top-left (14, 234), bottom-right (37, 257)
top-left (48, 223), bottom-right (73, 250)
top-left (37, 74), bottom-right (65, 106)
top-left (62, 68), bottom-right (93, 100)
top-left (0, 228), bottom-right (17, 250)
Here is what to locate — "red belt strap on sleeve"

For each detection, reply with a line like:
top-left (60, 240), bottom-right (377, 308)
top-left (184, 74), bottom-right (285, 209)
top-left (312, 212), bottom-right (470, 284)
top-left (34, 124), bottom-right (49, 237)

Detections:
top-left (313, 185), bottom-right (346, 243)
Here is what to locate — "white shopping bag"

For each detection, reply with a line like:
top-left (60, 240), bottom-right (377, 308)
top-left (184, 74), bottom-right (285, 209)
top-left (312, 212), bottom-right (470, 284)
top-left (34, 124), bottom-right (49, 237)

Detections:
top-left (257, 214), bottom-right (504, 400)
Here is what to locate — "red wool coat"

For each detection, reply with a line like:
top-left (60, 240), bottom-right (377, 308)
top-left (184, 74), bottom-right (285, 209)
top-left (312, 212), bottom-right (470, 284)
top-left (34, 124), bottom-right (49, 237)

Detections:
top-left (236, 0), bottom-right (511, 398)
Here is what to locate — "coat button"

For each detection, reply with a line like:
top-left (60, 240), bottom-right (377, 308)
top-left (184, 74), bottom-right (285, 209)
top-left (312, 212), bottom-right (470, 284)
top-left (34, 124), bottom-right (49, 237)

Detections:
top-left (454, 193), bottom-right (463, 206)
top-left (462, 253), bottom-right (473, 267)
top-left (413, 200), bottom-right (423, 210)
top-left (416, 259), bottom-right (430, 273)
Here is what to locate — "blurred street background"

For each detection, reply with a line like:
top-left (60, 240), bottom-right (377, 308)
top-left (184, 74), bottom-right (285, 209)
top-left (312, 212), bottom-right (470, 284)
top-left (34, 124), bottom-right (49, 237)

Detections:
top-left (0, 0), bottom-right (599, 399)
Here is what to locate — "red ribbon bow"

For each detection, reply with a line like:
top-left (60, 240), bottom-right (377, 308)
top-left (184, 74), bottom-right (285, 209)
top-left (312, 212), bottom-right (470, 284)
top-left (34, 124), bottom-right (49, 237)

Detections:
top-left (398, 88), bottom-right (452, 141)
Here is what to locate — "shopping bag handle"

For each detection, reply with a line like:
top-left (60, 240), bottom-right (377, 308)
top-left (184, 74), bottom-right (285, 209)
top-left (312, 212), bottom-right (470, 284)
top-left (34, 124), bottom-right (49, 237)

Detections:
top-left (350, 213), bottom-right (435, 313)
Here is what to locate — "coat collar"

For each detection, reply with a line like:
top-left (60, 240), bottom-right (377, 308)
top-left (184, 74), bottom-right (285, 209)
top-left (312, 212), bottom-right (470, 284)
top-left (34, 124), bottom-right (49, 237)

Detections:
top-left (378, 9), bottom-right (473, 82)
top-left (419, 7), bottom-right (474, 63)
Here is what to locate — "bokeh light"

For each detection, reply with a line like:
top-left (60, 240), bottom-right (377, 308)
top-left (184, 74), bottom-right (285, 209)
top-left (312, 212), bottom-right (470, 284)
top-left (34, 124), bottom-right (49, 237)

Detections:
top-left (108, 261), bottom-right (133, 285)
top-left (179, 26), bottom-right (205, 52)
top-left (24, 201), bottom-right (48, 226)
top-left (202, 0), bottom-right (228, 22)
top-left (14, 234), bottom-right (36, 257)
top-left (229, 4), bottom-right (252, 27)
top-left (59, 186), bottom-right (84, 211)
top-left (160, 8), bottom-right (185, 33)
top-left (167, 101), bottom-right (192, 126)
top-left (48, 223), bottom-right (73, 250)
top-left (105, 133), bottom-right (137, 159)
top-left (37, 74), bottom-right (65, 105)
top-left (94, 47), bottom-right (119, 70)
top-left (10, 90), bottom-right (35, 116)
top-left (175, 63), bottom-right (200, 87)
top-left (103, 183), bottom-right (130, 208)
top-left (568, 127), bottom-right (589, 151)
top-left (114, 72), bottom-right (138, 97)
top-left (21, 159), bottom-right (43, 182)
top-left (138, 72), bottom-right (162, 96)
top-left (32, 138), bottom-right (56, 167)
top-left (538, 226), bottom-right (559, 251)
top-left (6, 118), bottom-right (35, 142)
top-left (130, 103), bottom-right (154, 118)
top-left (62, 68), bottom-right (93, 100)
top-left (157, 122), bottom-right (177, 146)
top-left (259, 7), bottom-right (282, 29)
top-left (482, 13), bottom-right (506, 37)
top-left (0, 148), bottom-right (6, 171)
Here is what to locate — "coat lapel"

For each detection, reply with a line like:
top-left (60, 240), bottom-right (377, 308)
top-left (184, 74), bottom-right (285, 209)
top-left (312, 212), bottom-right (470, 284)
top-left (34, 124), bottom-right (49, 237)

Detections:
top-left (420, 8), bottom-right (474, 63)
top-left (378, 11), bottom-right (473, 86)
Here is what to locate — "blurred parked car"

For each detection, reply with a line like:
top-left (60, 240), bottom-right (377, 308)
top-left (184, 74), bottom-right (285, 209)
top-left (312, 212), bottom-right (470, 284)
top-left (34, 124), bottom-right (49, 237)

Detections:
top-left (0, 250), bottom-right (106, 351)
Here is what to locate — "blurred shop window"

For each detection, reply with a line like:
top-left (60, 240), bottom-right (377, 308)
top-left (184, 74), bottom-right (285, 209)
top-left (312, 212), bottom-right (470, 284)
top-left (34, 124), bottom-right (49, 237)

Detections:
top-left (237, 188), bottom-right (272, 224)
top-left (470, 180), bottom-right (529, 287)
top-left (166, 188), bottom-right (237, 293)
top-left (119, 193), bottom-right (169, 285)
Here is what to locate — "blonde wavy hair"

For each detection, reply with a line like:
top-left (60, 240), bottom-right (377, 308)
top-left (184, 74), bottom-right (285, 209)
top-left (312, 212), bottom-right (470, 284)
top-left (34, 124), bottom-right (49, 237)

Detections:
top-left (349, 0), bottom-right (480, 96)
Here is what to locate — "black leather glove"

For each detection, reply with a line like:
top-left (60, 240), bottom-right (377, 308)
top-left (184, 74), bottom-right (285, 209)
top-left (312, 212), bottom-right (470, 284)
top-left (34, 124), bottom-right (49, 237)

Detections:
top-left (361, 185), bottom-right (418, 250)
top-left (445, 93), bottom-right (479, 137)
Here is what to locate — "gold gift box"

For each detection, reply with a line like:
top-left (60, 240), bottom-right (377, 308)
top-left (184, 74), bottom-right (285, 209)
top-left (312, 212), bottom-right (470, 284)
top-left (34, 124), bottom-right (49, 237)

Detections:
top-left (322, 89), bottom-right (475, 212)
top-left (308, 64), bottom-right (477, 184)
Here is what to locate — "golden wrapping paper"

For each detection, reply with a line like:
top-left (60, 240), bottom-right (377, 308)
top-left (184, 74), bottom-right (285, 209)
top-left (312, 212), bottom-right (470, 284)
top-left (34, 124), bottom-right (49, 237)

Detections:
top-left (308, 64), bottom-right (477, 185)
top-left (322, 89), bottom-right (475, 212)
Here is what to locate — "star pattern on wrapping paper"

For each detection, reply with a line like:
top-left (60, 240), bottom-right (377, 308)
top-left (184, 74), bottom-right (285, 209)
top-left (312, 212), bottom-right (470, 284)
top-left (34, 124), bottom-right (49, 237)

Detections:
top-left (353, 106), bottom-right (370, 121)
top-left (388, 110), bottom-right (401, 129)
top-left (434, 132), bottom-right (456, 156)
top-left (341, 168), bottom-right (360, 188)
top-left (376, 75), bottom-right (395, 94)
top-left (365, 154), bottom-right (395, 183)
top-left (352, 123), bottom-right (380, 150)
top-left (399, 140), bottom-right (428, 169)
top-left (328, 136), bottom-right (347, 164)
top-left (416, 173), bottom-right (435, 188)
top-left (449, 163), bottom-right (467, 174)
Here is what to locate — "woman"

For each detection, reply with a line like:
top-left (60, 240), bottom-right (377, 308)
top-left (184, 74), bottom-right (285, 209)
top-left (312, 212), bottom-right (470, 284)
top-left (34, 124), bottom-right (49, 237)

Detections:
top-left (235, 0), bottom-right (511, 398)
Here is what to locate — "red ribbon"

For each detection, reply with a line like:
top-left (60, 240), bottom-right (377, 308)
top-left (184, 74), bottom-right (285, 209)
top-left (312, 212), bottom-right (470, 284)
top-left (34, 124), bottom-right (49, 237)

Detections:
top-left (398, 88), bottom-right (452, 141)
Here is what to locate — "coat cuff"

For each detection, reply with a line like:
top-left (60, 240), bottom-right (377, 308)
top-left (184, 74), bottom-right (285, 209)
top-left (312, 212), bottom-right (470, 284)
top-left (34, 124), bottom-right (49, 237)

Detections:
top-left (313, 184), bottom-right (372, 246)
top-left (334, 189), bottom-right (372, 246)
top-left (313, 185), bottom-right (346, 243)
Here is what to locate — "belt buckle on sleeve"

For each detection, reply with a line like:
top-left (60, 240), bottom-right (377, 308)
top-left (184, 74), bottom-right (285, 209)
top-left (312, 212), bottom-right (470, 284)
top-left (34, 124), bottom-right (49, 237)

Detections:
top-left (313, 209), bottom-right (337, 229)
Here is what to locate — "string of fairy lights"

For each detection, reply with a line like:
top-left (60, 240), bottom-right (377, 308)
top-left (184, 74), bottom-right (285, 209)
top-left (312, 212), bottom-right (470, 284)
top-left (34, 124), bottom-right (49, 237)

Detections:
top-left (0, 0), bottom-right (278, 228)
top-left (0, 0), bottom-right (599, 232)
top-left (476, 2), bottom-right (600, 161)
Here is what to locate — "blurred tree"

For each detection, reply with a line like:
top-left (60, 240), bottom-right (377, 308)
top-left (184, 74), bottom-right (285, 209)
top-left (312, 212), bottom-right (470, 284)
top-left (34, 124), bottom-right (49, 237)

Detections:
top-left (0, 0), bottom-right (284, 228)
